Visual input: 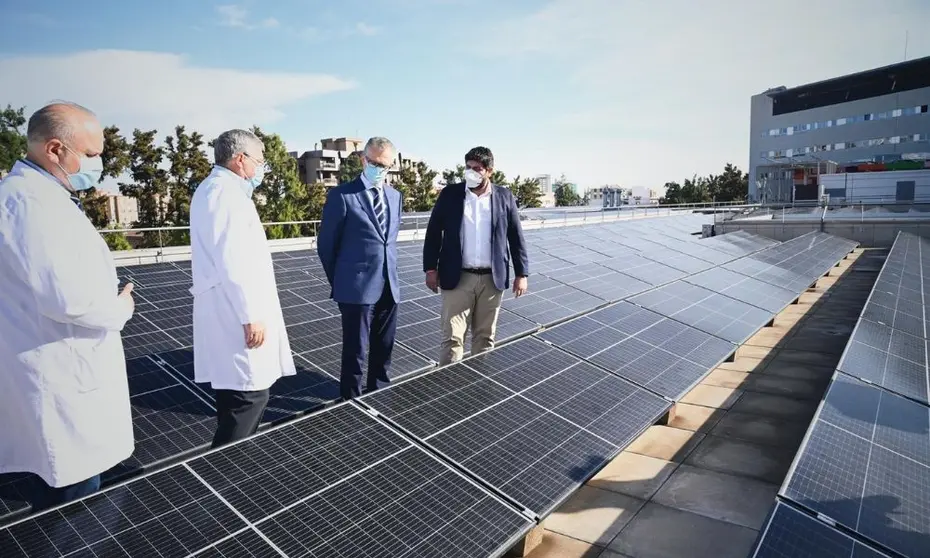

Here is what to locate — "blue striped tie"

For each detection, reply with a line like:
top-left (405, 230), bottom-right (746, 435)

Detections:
top-left (371, 187), bottom-right (386, 236)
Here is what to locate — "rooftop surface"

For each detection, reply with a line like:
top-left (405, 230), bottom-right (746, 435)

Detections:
top-left (524, 247), bottom-right (885, 558)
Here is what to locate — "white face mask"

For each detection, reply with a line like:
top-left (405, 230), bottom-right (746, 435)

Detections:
top-left (464, 168), bottom-right (483, 189)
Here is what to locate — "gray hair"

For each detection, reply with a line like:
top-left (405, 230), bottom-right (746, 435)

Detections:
top-left (214, 129), bottom-right (263, 164)
top-left (26, 101), bottom-right (97, 146)
top-left (364, 136), bottom-right (395, 156)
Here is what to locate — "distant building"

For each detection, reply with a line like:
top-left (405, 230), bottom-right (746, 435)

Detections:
top-left (294, 137), bottom-right (418, 187)
top-left (106, 194), bottom-right (139, 226)
top-left (587, 186), bottom-right (628, 208)
top-left (629, 186), bottom-right (659, 205)
top-left (536, 174), bottom-right (553, 194)
top-left (539, 192), bottom-right (556, 207)
top-left (749, 55), bottom-right (930, 202)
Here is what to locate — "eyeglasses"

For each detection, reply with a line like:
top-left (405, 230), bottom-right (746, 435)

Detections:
top-left (244, 152), bottom-right (269, 172)
top-left (365, 156), bottom-right (390, 170)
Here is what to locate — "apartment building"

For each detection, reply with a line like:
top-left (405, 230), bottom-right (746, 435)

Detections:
top-left (106, 194), bottom-right (139, 226)
top-left (294, 137), bottom-right (418, 187)
top-left (748, 55), bottom-right (930, 202)
top-left (536, 174), bottom-right (553, 194)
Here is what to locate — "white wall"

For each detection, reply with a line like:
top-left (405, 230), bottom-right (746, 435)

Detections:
top-left (820, 169), bottom-right (930, 202)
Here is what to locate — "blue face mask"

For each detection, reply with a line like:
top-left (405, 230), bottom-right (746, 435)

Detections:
top-left (363, 163), bottom-right (387, 186)
top-left (242, 165), bottom-right (265, 198)
top-left (59, 148), bottom-right (103, 191)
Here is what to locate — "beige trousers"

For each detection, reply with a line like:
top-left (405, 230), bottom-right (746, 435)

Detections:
top-left (439, 272), bottom-right (504, 365)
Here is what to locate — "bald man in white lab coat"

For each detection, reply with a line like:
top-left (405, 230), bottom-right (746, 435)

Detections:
top-left (0, 102), bottom-right (136, 510)
top-left (190, 129), bottom-right (296, 449)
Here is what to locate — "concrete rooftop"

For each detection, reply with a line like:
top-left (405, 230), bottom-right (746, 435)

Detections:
top-left (520, 247), bottom-right (886, 558)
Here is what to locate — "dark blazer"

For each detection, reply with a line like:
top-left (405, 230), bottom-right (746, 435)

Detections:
top-left (422, 182), bottom-right (529, 291)
top-left (317, 177), bottom-right (402, 305)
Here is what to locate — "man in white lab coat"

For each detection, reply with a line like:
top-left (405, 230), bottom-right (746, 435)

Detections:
top-left (0, 102), bottom-right (136, 510)
top-left (190, 129), bottom-right (296, 449)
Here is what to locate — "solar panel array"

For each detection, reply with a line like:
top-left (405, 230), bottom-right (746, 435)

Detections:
top-left (1, 215), bottom-right (860, 556)
top-left (751, 231), bottom-right (930, 558)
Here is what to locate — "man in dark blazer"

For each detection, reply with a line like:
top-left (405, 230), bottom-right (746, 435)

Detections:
top-left (423, 146), bottom-right (529, 365)
top-left (317, 137), bottom-right (402, 400)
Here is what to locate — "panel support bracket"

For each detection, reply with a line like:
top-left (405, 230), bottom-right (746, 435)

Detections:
top-left (506, 523), bottom-right (545, 557)
top-left (657, 403), bottom-right (679, 427)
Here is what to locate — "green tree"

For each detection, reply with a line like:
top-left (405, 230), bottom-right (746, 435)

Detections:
top-left (338, 152), bottom-right (364, 184)
top-left (81, 190), bottom-right (111, 229)
top-left (510, 175), bottom-right (543, 209)
top-left (660, 181), bottom-right (682, 204)
top-left (394, 162), bottom-right (414, 206)
top-left (404, 161), bottom-right (438, 212)
top-left (0, 105), bottom-right (27, 173)
top-left (119, 129), bottom-right (168, 247)
top-left (102, 226), bottom-right (133, 251)
top-left (252, 126), bottom-right (309, 239)
top-left (164, 126), bottom-right (211, 244)
top-left (101, 126), bottom-right (132, 181)
top-left (712, 163), bottom-right (748, 202)
top-left (489, 170), bottom-right (508, 187)
top-left (553, 175), bottom-right (581, 206)
top-left (442, 164), bottom-right (465, 186)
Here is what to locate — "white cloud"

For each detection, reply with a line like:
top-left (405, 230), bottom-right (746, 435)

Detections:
top-left (472, 0), bottom-right (930, 188)
top-left (216, 4), bottom-right (248, 27)
top-left (0, 50), bottom-right (355, 191)
top-left (354, 22), bottom-right (380, 36)
top-left (215, 4), bottom-right (278, 30)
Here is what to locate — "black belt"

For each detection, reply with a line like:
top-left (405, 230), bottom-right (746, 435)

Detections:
top-left (462, 268), bottom-right (492, 275)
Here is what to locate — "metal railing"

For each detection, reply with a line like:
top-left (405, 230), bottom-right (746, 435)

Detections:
top-left (100, 201), bottom-right (756, 253)
top-left (716, 200), bottom-right (930, 225)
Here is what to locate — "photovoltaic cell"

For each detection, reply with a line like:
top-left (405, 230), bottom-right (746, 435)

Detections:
top-left (103, 357), bottom-right (215, 482)
top-left (780, 373), bottom-right (930, 558)
top-left (359, 337), bottom-right (669, 516)
top-left (837, 318), bottom-right (929, 405)
top-left (685, 268), bottom-right (799, 313)
top-left (630, 282), bottom-right (772, 344)
top-left (751, 502), bottom-right (891, 558)
top-left (0, 404), bottom-right (533, 558)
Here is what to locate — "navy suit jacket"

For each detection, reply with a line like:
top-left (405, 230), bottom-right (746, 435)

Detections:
top-left (317, 177), bottom-right (402, 305)
top-left (422, 182), bottom-right (529, 291)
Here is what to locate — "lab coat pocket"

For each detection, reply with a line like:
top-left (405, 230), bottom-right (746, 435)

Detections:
top-left (22, 340), bottom-right (99, 394)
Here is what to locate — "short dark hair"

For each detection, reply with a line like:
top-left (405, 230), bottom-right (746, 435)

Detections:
top-left (464, 146), bottom-right (494, 170)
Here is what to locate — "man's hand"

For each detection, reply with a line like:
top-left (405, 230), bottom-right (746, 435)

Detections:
top-left (425, 270), bottom-right (439, 293)
top-left (243, 322), bottom-right (266, 349)
top-left (513, 276), bottom-right (528, 298)
top-left (119, 283), bottom-right (135, 314)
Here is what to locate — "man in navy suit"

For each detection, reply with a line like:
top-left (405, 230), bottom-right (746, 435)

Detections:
top-left (423, 146), bottom-right (529, 365)
top-left (317, 137), bottom-right (402, 400)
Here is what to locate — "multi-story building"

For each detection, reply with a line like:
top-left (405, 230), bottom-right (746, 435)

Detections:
top-left (105, 194), bottom-right (139, 226)
top-left (536, 174), bottom-right (553, 194)
top-left (748, 55), bottom-right (930, 202)
top-left (587, 186), bottom-right (628, 208)
top-left (629, 186), bottom-right (658, 205)
top-left (294, 137), bottom-right (418, 187)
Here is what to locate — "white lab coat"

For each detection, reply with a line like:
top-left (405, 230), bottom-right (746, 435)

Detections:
top-left (190, 166), bottom-right (296, 391)
top-left (0, 161), bottom-right (135, 488)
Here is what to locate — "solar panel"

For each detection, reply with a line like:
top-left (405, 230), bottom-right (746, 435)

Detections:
top-left (630, 282), bottom-right (772, 345)
top-left (102, 357), bottom-right (215, 483)
top-left (535, 302), bottom-right (735, 399)
top-left (837, 318), bottom-right (929, 405)
top-left (0, 475), bottom-right (30, 525)
top-left (0, 404), bottom-right (534, 558)
top-left (684, 268), bottom-right (799, 313)
top-left (780, 373), bottom-right (930, 558)
top-left (751, 501), bottom-right (891, 558)
top-left (358, 337), bottom-right (669, 516)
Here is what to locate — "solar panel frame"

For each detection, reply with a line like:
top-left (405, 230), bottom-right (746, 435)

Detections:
top-left (750, 501), bottom-right (892, 558)
top-left (357, 337), bottom-right (671, 517)
top-left (779, 372), bottom-right (930, 558)
top-left (0, 403), bottom-right (535, 558)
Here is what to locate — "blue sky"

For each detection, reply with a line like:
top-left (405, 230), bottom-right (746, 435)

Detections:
top-left (2, 0), bottom-right (929, 192)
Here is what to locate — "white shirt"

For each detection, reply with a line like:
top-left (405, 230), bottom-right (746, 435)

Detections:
top-left (189, 166), bottom-right (296, 391)
top-left (462, 184), bottom-right (493, 268)
top-left (0, 161), bottom-right (135, 487)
